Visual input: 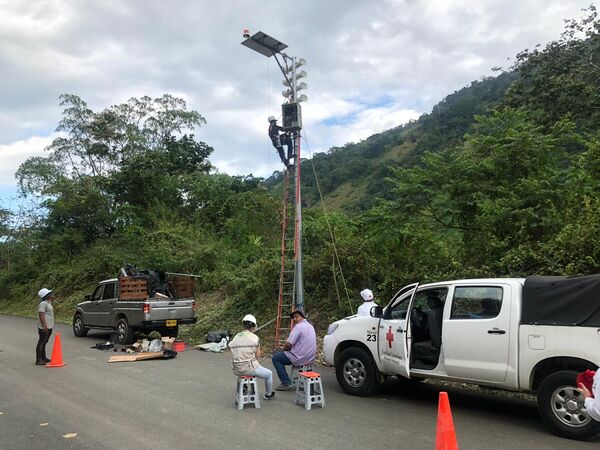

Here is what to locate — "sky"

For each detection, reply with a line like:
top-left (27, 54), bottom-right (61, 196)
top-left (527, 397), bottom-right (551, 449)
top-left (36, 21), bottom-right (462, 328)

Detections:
top-left (0, 0), bottom-right (593, 208)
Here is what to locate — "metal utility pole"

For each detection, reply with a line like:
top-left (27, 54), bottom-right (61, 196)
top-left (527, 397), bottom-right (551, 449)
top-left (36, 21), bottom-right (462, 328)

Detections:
top-left (241, 30), bottom-right (308, 313)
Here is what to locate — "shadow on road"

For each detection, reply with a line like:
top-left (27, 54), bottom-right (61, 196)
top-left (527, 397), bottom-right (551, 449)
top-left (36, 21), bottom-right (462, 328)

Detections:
top-left (374, 376), bottom-right (550, 435)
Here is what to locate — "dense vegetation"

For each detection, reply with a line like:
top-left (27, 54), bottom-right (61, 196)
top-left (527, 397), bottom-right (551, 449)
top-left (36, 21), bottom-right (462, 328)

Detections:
top-left (1, 7), bottom-right (600, 343)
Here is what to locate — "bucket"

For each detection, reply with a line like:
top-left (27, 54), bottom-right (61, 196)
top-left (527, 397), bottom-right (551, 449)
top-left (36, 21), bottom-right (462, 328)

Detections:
top-left (173, 340), bottom-right (186, 352)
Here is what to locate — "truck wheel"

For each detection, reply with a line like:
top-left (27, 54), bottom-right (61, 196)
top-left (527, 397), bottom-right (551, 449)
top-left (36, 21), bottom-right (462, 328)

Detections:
top-left (537, 370), bottom-right (600, 441)
top-left (72, 314), bottom-right (88, 337)
top-left (116, 318), bottom-right (135, 345)
top-left (336, 347), bottom-right (379, 396)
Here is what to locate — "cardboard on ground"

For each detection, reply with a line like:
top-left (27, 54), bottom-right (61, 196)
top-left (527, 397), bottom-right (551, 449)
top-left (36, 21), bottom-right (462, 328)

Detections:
top-left (108, 351), bottom-right (164, 363)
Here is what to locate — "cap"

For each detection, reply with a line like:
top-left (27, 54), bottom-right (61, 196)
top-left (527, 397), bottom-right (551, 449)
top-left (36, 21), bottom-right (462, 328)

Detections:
top-left (289, 309), bottom-right (306, 319)
top-left (268, 116), bottom-right (276, 122)
top-left (360, 289), bottom-right (373, 301)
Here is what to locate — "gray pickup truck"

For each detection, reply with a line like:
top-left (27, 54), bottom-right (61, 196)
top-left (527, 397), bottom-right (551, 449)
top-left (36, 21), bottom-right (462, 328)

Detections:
top-left (72, 277), bottom-right (197, 344)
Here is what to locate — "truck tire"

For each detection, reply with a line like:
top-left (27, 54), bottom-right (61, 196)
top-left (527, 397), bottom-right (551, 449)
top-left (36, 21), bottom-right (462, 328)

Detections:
top-left (116, 318), bottom-right (135, 345)
top-left (537, 370), bottom-right (600, 441)
top-left (336, 347), bottom-right (379, 396)
top-left (72, 314), bottom-right (88, 337)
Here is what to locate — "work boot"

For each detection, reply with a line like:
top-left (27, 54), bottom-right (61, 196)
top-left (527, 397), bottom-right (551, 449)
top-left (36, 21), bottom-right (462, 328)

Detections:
top-left (43, 357), bottom-right (51, 363)
top-left (275, 383), bottom-right (293, 391)
top-left (35, 360), bottom-right (46, 366)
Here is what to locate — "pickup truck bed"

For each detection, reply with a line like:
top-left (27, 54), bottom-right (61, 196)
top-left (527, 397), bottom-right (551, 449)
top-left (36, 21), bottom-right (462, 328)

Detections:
top-left (73, 276), bottom-right (197, 344)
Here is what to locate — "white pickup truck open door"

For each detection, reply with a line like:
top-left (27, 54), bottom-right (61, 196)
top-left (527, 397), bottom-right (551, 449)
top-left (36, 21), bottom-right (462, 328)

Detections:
top-left (378, 282), bottom-right (419, 379)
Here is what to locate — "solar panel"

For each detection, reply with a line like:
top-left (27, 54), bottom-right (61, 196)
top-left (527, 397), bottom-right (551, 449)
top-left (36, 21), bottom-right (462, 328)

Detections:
top-left (241, 31), bottom-right (288, 57)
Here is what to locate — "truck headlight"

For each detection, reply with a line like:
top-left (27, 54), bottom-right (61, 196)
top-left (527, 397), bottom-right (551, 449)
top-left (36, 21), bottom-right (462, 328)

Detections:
top-left (326, 323), bottom-right (339, 335)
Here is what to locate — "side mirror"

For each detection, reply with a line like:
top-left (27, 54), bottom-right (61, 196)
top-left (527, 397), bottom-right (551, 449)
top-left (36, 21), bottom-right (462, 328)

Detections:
top-left (84, 294), bottom-right (91, 302)
top-left (370, 306), bottom-right (383, 318)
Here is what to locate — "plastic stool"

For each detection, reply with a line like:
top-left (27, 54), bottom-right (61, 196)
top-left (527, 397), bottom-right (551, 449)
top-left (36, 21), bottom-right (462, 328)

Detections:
top-left (295, 371), bottom-right (325, 410)
top-left (291, 362), bottom-right (314, 387)
top-left (234, 375), bottom-right (261, 410)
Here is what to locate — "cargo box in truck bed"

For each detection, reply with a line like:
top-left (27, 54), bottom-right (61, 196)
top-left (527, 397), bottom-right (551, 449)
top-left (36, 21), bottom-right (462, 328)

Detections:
top-left (118, 275), bottom-right (195, 300)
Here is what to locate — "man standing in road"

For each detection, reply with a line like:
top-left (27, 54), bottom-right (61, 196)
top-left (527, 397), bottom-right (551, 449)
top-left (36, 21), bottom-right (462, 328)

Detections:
top-left (36, 288), bottom-right (54, 366)
top-left (357, 288), bottom-right (378, 317)
top-left (272, 310), bottom-right (317, 390)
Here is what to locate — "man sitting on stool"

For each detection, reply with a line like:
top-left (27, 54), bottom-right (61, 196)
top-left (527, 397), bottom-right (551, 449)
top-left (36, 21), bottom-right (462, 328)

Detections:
top-left (229, 314), bottom-right (275, 400)
top-left (272, 309), bottom-right (317, 391)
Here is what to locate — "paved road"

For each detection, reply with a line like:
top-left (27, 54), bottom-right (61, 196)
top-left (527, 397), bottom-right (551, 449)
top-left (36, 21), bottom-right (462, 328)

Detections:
top-left (0, 314), bottom-right (596, 449)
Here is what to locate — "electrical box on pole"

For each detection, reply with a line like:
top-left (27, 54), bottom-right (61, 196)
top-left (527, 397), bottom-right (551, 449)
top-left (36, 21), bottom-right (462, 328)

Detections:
top-left (282, 103), bottom-right (302, 131)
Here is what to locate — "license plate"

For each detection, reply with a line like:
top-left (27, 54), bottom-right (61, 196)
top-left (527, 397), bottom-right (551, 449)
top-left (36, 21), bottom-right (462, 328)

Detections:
top-left (166, 320), bottom-right (177, 327)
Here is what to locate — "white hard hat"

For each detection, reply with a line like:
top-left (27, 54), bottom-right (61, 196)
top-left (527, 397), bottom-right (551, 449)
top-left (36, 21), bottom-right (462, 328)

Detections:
top-left (360, 288), bottom-right (373, 301)
top-left (242, 314), bottom-right (257, 326)
top-left (268, 116), bottom-right (276, 122)
top-left (38, 288), bottom-right (53, 300)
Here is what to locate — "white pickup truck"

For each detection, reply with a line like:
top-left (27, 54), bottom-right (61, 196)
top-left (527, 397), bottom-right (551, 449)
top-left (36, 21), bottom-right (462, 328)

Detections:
top-left (323, 276), bottom-right (600, 440)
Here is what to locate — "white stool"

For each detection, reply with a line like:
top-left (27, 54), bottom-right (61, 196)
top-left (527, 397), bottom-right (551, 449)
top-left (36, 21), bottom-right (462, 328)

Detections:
top-left (295, 371), bottom-right (326, 410)
top-left (234, 375), bottom-right (261, 410)
top-left (291, 362), bottom-right (314, 387)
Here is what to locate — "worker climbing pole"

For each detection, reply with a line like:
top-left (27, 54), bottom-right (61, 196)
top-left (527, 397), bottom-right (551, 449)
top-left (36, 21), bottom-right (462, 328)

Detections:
top-left (241, 30), bottom-right (308, 346)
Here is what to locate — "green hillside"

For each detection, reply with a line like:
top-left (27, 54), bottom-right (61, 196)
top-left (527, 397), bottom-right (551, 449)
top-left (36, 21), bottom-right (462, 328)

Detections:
top-left (266, 71), bottom-right (517, 213)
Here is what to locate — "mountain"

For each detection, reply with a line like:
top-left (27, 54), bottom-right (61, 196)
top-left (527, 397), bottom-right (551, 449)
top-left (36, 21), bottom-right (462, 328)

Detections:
top-left (265, 71), bottom-right (517, 213)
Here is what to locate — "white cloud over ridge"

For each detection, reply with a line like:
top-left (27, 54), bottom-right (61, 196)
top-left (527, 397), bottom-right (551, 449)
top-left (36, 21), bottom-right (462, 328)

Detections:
top-left (0, 135), bottom-right (53, 186)
top-left (0, 0), bottom-right (592, 189)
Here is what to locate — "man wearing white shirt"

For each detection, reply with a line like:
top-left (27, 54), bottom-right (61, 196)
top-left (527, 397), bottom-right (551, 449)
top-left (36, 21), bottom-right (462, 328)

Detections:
top-left (357, 288), bottom-right (378, 317)
top-left (35, 288), bottom-right (55, 365)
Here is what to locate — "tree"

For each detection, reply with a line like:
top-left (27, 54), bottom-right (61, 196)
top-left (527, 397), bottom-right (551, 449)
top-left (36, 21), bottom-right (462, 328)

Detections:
top-left (505, 6), bottom-right (600, 131)
top-left (17, 94), bottom-right (207, 197)
top-left (16, 94), bottom-right (211, 247)
top-left (384, 108), bottom-right (578, 274)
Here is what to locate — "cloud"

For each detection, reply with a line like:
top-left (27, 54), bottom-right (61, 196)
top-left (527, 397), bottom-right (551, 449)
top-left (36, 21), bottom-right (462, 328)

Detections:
top-left (0, 0), bottom-right (593, 186)
top-left (0, 135), bottom-right (53, 187)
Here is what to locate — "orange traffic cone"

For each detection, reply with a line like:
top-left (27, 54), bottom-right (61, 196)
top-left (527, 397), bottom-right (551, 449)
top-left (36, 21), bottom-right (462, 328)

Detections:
top-left (46, 333), bottom-right (66, 368)
top-left (436, 391), bottom-right (458, 450)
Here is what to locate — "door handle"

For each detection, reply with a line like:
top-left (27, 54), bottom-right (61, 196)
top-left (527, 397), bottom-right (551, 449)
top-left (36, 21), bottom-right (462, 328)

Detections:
top-left (487, 328), bottom-right (506, 335)
top-left (396, 327), bottom-right (404, 333)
